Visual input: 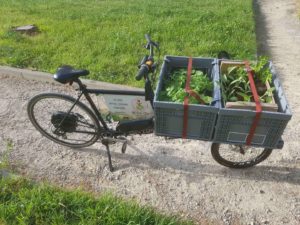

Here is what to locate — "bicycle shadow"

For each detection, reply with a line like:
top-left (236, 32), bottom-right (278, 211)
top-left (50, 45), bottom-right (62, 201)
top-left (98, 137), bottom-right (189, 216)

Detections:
top-left (80, 143), bottom-right (300, 185)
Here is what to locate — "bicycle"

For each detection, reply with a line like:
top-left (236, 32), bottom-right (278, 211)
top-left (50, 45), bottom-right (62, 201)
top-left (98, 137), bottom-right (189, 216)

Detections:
top-left (27, 34), bottom-right (275, 172)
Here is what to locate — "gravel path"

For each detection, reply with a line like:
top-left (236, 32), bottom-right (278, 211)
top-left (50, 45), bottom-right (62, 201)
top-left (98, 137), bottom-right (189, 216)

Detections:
top-left (1, 0), bottom-right (300, 224)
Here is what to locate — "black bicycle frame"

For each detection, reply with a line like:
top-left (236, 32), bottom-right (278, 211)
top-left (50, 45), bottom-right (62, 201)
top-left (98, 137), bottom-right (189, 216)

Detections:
top-left (74, 79), bottom-right (153, 135)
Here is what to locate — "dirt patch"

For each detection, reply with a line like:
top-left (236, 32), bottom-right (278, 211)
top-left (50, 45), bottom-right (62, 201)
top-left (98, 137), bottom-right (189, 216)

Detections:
top-left (1, 0), bottom-right (300, 224)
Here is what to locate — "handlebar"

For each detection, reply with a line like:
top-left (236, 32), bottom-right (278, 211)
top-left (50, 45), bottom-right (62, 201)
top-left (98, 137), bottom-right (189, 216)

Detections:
top-left (135, 64), bottom-right (149, 81)
top-left (135, 34), bottom-right (159, 81)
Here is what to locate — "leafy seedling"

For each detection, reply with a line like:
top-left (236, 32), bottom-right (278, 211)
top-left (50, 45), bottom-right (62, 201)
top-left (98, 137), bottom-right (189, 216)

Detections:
top-left (220, 57), bottom-right (275, 104)
top-left (159, 69), bottom-right (213, 104)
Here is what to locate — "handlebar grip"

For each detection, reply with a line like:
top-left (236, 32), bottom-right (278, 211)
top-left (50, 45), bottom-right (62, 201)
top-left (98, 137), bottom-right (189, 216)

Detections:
top-left (135, 64), bottom-right (149, 81)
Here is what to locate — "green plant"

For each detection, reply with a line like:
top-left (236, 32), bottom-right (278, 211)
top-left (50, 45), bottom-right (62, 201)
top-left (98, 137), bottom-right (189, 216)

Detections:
top-left (220, 66), bottom-right (251, 102)
top-left (159, 69), bottom-right (213, 104)
top-left (220, 57), bottom-right (274, 104)
top-left (0, 139), bottom-right (13, 169)
top-left (252, 56), bottom-right (273, 84)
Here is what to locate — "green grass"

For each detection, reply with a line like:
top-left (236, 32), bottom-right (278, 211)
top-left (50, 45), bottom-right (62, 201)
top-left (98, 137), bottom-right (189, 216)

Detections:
top-left (0, 139), bottom-right (13, 170)
top-left (0, 177), bottom-right (193, 225)
top-left (0, 0), bottom-right (256, 86)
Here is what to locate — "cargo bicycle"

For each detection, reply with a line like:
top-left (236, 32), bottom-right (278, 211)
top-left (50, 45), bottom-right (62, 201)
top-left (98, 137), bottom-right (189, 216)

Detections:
top-left (27, 34), bottom-right (289, 172)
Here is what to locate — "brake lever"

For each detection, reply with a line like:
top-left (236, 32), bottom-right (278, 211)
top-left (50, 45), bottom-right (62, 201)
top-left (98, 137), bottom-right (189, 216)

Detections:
top-left (145, 41), bottom-right (159, 50)
top-left (151, 62), bottom-right (158, 73)
top-left (152, 41), bottom-right (159, 48)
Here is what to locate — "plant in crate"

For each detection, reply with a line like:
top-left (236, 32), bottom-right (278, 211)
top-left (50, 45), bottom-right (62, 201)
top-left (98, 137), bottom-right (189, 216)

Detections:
top-left (220, 57), bottom-right (277, 111)
top-left (158, 69), bottom-right (213, 104)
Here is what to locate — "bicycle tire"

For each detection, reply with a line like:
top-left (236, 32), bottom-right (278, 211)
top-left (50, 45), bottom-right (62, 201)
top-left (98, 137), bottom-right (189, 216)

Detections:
top-left (27, 93), bottom-right (102, 148)
top-left (211, 143), bottom-right (273, 169)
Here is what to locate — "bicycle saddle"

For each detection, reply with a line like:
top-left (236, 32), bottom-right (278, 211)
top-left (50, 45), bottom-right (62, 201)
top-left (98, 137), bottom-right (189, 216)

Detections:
top-left (54, 65), bottom-right (89, 84)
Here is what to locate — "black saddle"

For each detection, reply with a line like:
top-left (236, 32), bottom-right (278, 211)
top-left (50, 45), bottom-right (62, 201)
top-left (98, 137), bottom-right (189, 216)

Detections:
top-left (53, 65), bottom-right (89, 84)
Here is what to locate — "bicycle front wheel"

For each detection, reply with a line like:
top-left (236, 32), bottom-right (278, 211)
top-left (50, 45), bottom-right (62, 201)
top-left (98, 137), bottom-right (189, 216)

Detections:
top-left (27, 93), bottom-right (102, 148)
top-left (211, 143), bottom-right (272, 168)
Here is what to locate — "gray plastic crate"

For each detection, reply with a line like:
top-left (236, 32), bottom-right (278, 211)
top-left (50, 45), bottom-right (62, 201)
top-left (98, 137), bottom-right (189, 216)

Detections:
top-left (213, 61), bottom-right (292, 149)
top-left (153, 56), bottom-right (221, 140)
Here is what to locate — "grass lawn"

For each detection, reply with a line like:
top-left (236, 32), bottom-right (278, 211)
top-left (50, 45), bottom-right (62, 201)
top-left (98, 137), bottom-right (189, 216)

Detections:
top-left (0, 176), bottom-right (193, 225)
top-left (0, 0), bottom-right (256, 86)
top-left (298, 0), bottom-right (300, 18)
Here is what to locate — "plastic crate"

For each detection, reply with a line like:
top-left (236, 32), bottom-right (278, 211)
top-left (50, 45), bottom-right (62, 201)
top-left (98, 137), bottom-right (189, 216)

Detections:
top-left (213, 61), bottom-right (292, 148)
top-left (153, 56), bottom-right (221, 140)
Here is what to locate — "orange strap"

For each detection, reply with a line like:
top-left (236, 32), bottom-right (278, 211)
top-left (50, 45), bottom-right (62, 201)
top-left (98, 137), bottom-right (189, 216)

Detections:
top-left (184, 58), bottom-right (206, 104)
top-left (244, 61), bottom-right (262, 145)
top-left (182, 58), bottom-right (206, 138)
top-left (186, 90), bottom-right (206, 105)
top-left (182, 57), bottom-right (193, 138)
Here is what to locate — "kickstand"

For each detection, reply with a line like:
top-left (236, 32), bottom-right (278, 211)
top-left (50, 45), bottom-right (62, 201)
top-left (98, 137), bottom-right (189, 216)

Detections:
top-left (101, 139), bottom-right (114, 172)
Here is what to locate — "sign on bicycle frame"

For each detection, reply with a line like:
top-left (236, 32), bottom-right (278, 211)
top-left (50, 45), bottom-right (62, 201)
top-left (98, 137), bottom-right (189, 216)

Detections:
top-left (99, 94), bottom-right (153, 120)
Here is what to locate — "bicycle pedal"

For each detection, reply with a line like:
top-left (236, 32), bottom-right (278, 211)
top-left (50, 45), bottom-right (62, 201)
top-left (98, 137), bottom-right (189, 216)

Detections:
top-left (101, 138), bottom-right (116, 145)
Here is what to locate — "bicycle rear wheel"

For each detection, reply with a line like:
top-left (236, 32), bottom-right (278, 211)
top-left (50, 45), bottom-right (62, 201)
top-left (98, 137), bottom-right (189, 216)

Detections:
top-left (211, 143), bottom-right (272, 168)
top-left (27, 93), bottom-right (102, 148)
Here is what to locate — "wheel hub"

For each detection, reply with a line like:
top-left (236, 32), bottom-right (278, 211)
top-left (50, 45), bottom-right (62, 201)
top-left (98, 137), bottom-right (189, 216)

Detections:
top-left (51, 111), bottom-right (78, 133)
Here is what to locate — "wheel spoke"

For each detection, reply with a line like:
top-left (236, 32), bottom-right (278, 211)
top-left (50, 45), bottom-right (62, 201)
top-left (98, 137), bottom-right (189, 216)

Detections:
top-left (77, 120), bottom-right (96, 128)
top-left (239, 146), bottom-right (245, 155)
top-left (220, 145), bottom-right (264, 162)
top-left (72, 130), bottom-right (98, 135)
top-left (211, 143), bottom-right (272, 168)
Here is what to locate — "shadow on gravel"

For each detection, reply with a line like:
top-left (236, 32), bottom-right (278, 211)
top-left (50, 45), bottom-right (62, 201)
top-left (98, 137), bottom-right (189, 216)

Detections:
top-left (252, 0), bottom-right (286, 82)
top-left (253, 0), bottom-right (271, 57)
top-left (81, 145), bottom-right (300, 185)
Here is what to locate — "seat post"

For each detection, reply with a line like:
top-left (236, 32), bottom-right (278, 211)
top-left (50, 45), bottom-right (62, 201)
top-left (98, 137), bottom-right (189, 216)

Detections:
top-left (75, 78), bottom-right (110, 131)
top-left (75, 78), bottom-right (87, 91)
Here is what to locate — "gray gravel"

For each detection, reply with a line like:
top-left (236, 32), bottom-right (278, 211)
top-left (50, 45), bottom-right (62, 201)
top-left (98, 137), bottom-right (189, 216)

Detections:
top-left (1, 0), bottom-right (300, 224)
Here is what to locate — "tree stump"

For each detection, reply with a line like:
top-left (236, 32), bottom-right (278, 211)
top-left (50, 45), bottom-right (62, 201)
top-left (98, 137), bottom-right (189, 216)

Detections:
top-left (13, 25), bottom-right (39, 35)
